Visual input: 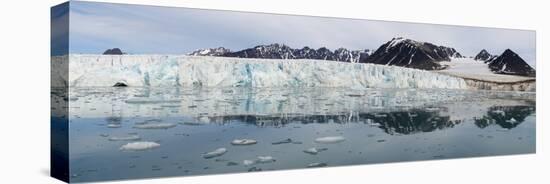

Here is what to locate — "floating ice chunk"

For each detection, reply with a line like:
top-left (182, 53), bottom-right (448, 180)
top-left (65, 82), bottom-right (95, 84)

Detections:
top-left (243, 159), bottom-right (256, 166)
top-left (226, 161), bottom-right (239, 166)
top-left (307, 162), bottom-right (327, 168)
top-left (134, 123), bottom-right (177, 129)
top-left (315, 136), bottom-right (346, 144)
top-left (120, 141), bottom-right (160, 151)
top-left (248, 167), bottom-right (262, 172)
top-left (109, 135), bottom-right (141, 141)
top-left (231, 139), bottom-right (257, 145)
top-left (271, 138), bottom-right (292, 145)
top-left (107, 124), bottom-right (121, 128)
top-left (257, 156), bottom-right (276, 163)
top-left (202, 148), bottom-right (228, 159)
top-left (243, 156), bottom-right (276, 166)
top-left (303, 147), bottom-right (328, 155)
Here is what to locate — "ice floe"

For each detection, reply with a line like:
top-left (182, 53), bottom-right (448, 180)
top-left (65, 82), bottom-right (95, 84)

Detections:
top-left (307, 162), bottom-right (328, 168)
top-left (107, 124), bottom-right (121, 128)
top-left (134, 123), bottom-right (177, 129)
top-left (119, 141), bottom-right (160, 151)
top-left (303, 147), bottom-right (328, 155)
top-left (108, 135), bottom-right (141, 141)
top-left (314, 136), bottom-right (346, 143)
top-left (202, 148), bottom-right (227, 159)
top-left (271, 138), bottom-right (293, 145)
top-left (231, 139), bottom-right (257, 145)
top-left (243, 156), bottom-right (276, 166)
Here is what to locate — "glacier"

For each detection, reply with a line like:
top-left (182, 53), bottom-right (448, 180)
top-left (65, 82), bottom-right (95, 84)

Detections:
top-left (54, 54), bottom-right (470, 89)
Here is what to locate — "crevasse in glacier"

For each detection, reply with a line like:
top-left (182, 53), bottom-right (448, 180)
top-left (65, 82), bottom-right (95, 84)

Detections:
top-left (60, 55), bottom-right (469, 89)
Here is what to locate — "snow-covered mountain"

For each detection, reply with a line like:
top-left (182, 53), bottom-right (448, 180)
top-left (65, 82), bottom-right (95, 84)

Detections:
top-left (365, 37), bottom-right (463, 70)
top-left (188, 47), bottom-right (231, 56)
top-left (487, 49), bottom-right (536, 77)
top-left (474, 49), bottom-right (493, 61)
top-left (188, 44), bottom-right (372, 63)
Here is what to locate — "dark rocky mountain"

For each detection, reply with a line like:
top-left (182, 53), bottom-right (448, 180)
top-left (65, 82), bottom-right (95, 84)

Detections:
top-left (474, 49), bottom-right (493, 61)
top-left (439, 46), bottom-right (464, 58)
top-left (103, 48), bottom-right (124, 55)
top-left (189, 47), bottom-right (231, 56)
top-left (487, 49), bottom-right (535, 77)
top-left (189, 43), bottom-right (372, 63)
top-left (365, 37), bottom-right (462, 70)
top-left (224, 43), bottom-right (297, 59)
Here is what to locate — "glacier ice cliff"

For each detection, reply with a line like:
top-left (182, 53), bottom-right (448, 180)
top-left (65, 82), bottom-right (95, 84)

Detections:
top-left (54, 55), bottom-right (472, 89)
top-left (52, 54), bottom-right (476, 89)
top-left (51, 55), bottom-right (535, 91)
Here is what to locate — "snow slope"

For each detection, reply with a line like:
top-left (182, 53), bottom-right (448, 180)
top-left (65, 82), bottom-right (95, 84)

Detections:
top-left (58, 55), bottom-right (469, 89)
top-left (437, 58), bottom-right (535, 83)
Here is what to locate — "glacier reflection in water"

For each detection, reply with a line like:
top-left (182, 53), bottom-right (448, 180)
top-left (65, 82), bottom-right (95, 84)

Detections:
top-left (59, 87), bottom-right (535, 182)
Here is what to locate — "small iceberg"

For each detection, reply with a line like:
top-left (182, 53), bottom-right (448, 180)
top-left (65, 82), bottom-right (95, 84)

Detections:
top-left (307, 162), bottom-right (327, 168)
top-left (134, 123), bottom-right (177, 129)
top-left (315, 136), bottom-right (346, 144)
top-left (303, 147), bottom-right (328, 155)
top-left (243, 156), bottom-right (276, 166)
top-left (256, 156), bottom-right (276, 163)
top-left (107, 124), bottom-right (121, 128)
top-left (108, 135), bottom-right (141, 141)
top-left (243, 159), bottom-right (256, 166)
top-left (120, 141), bottom-right (160, 151)
top-left (226, 161), bottom-right (239, 166)
top-left (271, 138), bottom-right (292, 145)
top-left (247, 167), bottom-right (262, 172)
top-left (231, 139), bottom-right (257, 145)
top-left (202, 148), bottom-right (228, 159)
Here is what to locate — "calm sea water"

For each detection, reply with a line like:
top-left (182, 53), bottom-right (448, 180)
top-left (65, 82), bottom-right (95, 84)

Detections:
top-left (59, 87), bottom-right (535, 182)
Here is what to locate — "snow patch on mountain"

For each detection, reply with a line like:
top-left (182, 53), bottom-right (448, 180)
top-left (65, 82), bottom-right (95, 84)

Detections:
top-left (437, 57), bottom-right (534, 83)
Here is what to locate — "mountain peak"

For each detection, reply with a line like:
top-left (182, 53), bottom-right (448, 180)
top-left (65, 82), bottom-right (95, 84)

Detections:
top-left (189, 47), bottom-right (231, 56)
top-left (367, 38), bottom-right (461, 70)
top-left (474, 49), bottom-right (493, 61)
top-left (502, 49), bottom-right (517, 56)
top-left (488, 49), bottom-right (535, 77)
top-left (103, 48), bottom-right (124, 55)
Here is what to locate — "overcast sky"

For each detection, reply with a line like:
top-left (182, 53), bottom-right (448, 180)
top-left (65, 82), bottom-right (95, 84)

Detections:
top-left (60, 1), bottom-right (536, 66)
